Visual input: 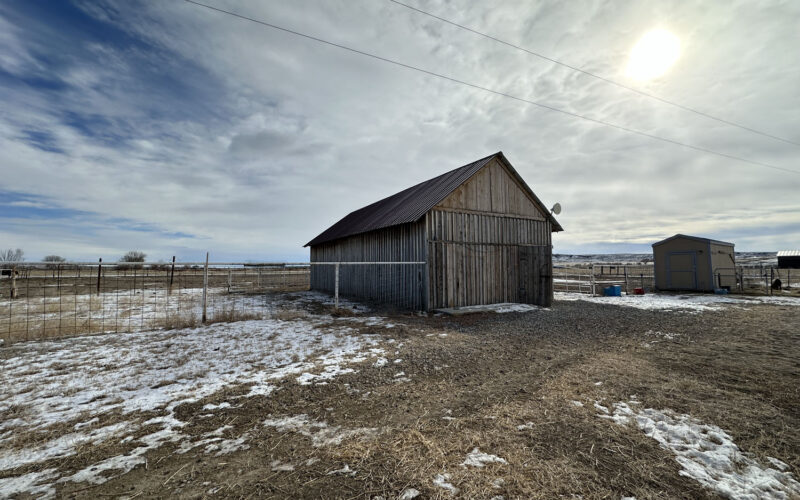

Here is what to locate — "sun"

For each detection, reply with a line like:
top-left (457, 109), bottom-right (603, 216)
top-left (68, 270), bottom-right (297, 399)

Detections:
top-left (626, 29), bottom-right (680, 81)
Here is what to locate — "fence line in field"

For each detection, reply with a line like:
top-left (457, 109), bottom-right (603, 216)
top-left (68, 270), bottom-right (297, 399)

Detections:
top-left (553, 263), bottom-right (795, 296)
top-left (0, 261), bottom-right (311, 344)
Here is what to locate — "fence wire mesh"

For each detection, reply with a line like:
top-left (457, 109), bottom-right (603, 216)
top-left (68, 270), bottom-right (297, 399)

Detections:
top-left (310, 262), bottom-right (427, 311)
top-left (0, 262), bottom-right (310, 343)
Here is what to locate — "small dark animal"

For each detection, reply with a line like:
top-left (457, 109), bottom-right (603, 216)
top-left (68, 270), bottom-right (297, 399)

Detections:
top-left (772, 278), bottom-right (782, 290)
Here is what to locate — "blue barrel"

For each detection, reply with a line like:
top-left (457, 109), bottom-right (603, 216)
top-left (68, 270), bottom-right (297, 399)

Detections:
top-left (604, 285), bottom-right (622, 296)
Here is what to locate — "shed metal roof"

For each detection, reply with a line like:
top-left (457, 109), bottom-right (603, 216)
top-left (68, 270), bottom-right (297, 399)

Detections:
top-left (305, 152), bottom-right (562, 247)
top-left (777, 250), bottom-right (800, 257)
top-left (652, 234), bottom-right (735, 247)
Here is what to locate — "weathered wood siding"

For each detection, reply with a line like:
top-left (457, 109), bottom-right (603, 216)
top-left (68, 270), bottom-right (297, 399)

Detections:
top-left (428, 158), bottom-right (554, 308)
top-left (427, 210), bottom-right (552, 308)
top-left (310, 221), bottom-right (426, 309)
top-left (437, 157), bottom-right (545, 219)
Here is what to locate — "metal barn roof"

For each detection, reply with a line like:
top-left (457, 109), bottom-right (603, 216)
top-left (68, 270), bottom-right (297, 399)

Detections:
top-left (777, 250), bottom-right (800, 257)
top-left (652, 234), bottom-right (735, 248)
top-left (305, 152), bottom-right (562, 247)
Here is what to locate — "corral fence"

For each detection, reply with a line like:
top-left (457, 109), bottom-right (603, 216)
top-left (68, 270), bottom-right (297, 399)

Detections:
top-left (554, 263), bottom-right (796, 296)
top-left (716, 266), bottom-right (798, 294)
top-left (554, 264), bottom-right (655, 295)
top-left (0, 260), bottom-right (310, 344)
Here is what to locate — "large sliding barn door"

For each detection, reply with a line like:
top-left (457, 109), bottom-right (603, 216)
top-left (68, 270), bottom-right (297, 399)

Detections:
top-left (428, 242), bottom-right (552, 309)
top-left (518, 245), bottom-right (552, 306)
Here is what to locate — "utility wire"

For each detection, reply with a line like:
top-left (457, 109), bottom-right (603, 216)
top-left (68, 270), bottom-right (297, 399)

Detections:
top-left (389, 0), bottom-right (800, 147)
top-left (184, 0), bottom-right (799, 175)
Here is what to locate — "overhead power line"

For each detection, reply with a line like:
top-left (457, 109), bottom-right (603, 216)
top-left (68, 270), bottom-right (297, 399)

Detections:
top-left (388, 0), bottom-right (800, 147)
top-left (183, 0), bottom-right (799, 175)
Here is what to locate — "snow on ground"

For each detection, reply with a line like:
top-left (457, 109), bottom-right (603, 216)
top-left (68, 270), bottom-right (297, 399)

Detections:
top-left (262, 414), bottom-right (378, 448)
top-left (596, 401), bottom-right (800, 499)
top-left (433, 473), bottom-right (460, 494)
top-left (555, 291), bottom-right (800, 312)
top-left (462, 448), bottom-right (507, 467)
top-left (0, 292), bottom-right (395, 498)
top-left (445, 303), bottom-right (546, 314)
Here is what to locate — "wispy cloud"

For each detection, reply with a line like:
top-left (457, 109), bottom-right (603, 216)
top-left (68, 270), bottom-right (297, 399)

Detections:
top-left (0, 0), bottom-right (798, 260)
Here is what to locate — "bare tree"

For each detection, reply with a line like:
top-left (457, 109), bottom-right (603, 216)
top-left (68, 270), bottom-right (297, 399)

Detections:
top-left (0, 248), bottom-right (24, 262)
top-left (121, 251), bottom-right (147, 262)
top-left (43, 255), bottom-right (66, 275)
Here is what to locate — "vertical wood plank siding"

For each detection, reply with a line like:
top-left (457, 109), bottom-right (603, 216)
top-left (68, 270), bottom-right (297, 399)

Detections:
top-left (310, 221), bottom-right (426, 309)
top-left (426, 209), bottom-right (553, 309)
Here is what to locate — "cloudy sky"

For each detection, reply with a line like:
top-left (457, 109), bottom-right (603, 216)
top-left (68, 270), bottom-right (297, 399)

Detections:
top-left (1, 0), bottom-right (798, 262)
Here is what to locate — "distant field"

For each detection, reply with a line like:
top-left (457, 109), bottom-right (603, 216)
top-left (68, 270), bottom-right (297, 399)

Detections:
top-left (1, 291), bottom-right (798, 498)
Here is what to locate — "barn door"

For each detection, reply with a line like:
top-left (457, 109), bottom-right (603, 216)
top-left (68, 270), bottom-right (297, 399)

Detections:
top-left (517, 245), bottom-right (552, 306)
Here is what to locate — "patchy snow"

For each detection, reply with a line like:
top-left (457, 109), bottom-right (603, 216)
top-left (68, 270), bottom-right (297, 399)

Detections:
top-left (462, 448), bottom-right (507, 467)
top-left (373, 357), bottom-right (388, 368)
top-left (0, 292), bottom-right (393, 498)
top-left (327, 464), bottom-right (356, 476)
top-left (399, 487), bottom-right (421, 499)
top-left (449, 303), bottom-right (545, 314)
top-left (571, 400), bottom-right (584, 407)
top-left (271, 460), bottom-right (295, 472)
top-left (0, 469), bottom-right (58, 500)
top-left (262, 414), bottom-right (378, 448)
top-left (433, 473), bottom-right (460, 494)
top-left (555, 291), bottom-right (800, 312)
top-left (597, 401), bottom-right (800, 499)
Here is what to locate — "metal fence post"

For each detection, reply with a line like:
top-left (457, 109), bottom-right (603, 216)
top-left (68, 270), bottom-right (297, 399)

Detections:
top-left (334, 262), bottom-right (340, 310)
top-left (590, 265), bottom-right (595, 296)
top-left (169, 256), bottom-right (175, 295)
top-left (96, 258), bottom-right (102, 294)
top-left (624, 266), bottom-right (629, 294)
top-left (202, 252), bottom-right (209, 323)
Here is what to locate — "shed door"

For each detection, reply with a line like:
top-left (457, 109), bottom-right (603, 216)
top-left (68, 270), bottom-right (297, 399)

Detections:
top-left (667, 252), bottom-right (697, 289)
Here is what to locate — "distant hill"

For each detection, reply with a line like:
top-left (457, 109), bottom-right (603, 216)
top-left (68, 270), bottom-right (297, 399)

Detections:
top-left (554, 252), bottom-right (777, 266)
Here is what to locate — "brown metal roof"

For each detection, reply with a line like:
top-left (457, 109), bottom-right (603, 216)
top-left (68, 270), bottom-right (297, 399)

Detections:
top-left (652, 234), bottom-right (735, 247)
top-left (305, 152), bottom-right (563, 247)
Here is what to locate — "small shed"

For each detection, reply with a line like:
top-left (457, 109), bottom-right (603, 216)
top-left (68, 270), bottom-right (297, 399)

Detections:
top-left (652, 234), bottom-right (735, 291)
top-left (777, 250), bottom-right (800, 269)
top-left (305, 152), bottom-right (563, 310)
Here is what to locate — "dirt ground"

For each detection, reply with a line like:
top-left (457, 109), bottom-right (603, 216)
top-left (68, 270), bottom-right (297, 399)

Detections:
top-left (4, 295), bottom-right (799, 499)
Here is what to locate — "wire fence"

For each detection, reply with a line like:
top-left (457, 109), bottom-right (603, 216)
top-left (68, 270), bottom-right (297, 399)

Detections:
top-left (554, 263), bottom-right (797, 295)
top-left (310, 262), bottom-right (427, 311)
top-left (2, 259), bottom-right (796, 343)
top-left (0, 261), bottom-right (310, 344)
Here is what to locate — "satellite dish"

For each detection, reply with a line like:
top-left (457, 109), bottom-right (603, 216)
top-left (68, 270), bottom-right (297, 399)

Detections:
top-left (550, 202), bottom-right (562, 215)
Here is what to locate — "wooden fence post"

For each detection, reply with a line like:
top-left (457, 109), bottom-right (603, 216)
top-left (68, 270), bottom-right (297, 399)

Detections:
top-left (10, 266), bottom-right (17, 299)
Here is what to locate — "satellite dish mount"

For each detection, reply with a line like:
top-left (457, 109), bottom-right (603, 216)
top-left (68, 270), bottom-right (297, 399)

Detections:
top-left (550, 202), bottom-right (562, 215)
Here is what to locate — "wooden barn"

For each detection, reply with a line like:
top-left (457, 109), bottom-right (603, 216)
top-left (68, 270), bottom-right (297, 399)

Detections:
top-left (305, 152), bottom-right (563, 310)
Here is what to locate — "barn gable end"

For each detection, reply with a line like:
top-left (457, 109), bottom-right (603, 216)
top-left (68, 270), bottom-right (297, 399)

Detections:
top-left (436, 157), bottom-right (548, 220)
